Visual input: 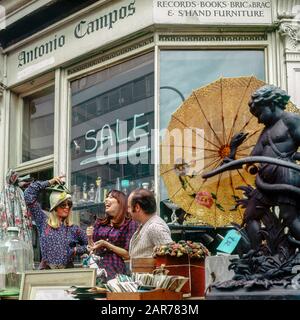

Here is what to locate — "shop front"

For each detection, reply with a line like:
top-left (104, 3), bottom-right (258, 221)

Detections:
top-left (0, 0), bottom-right (300, 263)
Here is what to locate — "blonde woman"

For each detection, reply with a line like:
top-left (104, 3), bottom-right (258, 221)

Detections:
top-left (24, 176), bottom-right (88, 269)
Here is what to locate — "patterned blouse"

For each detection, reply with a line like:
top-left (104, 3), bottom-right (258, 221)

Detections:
top-left (24, 181), bottom-right (88, 269)
top-left (93, 218), bottom-right (138, 280)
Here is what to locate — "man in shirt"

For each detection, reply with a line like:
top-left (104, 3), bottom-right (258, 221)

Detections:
top-left (128, 188), bottom-right (173, 259)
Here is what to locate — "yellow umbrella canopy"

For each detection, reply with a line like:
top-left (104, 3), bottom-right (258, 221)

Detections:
top-left (160, 76), bottom-right (266, 227)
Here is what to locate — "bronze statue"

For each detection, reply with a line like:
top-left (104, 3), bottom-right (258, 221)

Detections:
top-left (203, 85), bottom-right (300, 289)
top-left (241, 85), bottom-right (300, 250)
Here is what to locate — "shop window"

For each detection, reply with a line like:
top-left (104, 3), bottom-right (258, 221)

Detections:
top-left (22, 87), bottom-right (54, 163)
top-left (159, 49), bottom-right (266, 218)
top-left (70, 52), bottom-right (155, 230)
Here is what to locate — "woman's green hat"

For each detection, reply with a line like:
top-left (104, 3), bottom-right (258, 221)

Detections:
top-left (47, 183), bottom-right (72, 211)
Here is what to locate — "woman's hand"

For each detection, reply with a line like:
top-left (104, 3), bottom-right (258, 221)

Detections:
top-left (90, 240), bottom-right (109, 252)
top-left (86, 226), bottom-right (94, 247)
top-left (86, 226), bottom-right (94, 237)
top-left (87, 244), bottom-right (94, 252)
top-left (48, 175), bottom-right (65, 186)
top-left (88, 240), bottom-right (129, 260)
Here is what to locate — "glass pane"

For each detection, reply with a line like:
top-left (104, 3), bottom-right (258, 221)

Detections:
top-left (70, 52), bottom-right (155, 230)
top-left (160, 50), bottom-right (265, 130)
top-left (159, 50), bottom-right (265, 216)
top-left (22, 87), bottom-right (54, 162)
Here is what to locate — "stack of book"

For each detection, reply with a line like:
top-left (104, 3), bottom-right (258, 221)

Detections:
top-left (105, 273), bottom-right (188, 293)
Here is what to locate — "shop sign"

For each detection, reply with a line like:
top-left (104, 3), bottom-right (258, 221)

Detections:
top-left (7, 0), bottom-right (273, 86)
top-left (154, 0), bottom-right (272, 25)
top-left (7, 0), bottom-right (152, 86)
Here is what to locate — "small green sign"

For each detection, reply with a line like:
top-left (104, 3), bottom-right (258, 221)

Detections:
top-left (217, 230), bottom-right (241, 254)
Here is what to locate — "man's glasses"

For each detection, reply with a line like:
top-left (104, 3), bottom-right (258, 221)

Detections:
top-left (58, 201), bottom-right (73, 209)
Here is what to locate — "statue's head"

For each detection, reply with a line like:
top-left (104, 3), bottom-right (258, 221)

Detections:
top-left (248, 85), bottom-right (290, 126)
top-left (249, 85), bottom-right (290, 111)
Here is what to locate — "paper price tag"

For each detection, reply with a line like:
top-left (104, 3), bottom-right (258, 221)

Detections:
top-left (217, 230), bottom-right (241, 254)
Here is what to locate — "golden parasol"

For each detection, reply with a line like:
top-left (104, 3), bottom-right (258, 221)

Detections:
top-left (160, 76), bottom-right (299, 227)
top-left (160, 76), bottom-right (266, 227)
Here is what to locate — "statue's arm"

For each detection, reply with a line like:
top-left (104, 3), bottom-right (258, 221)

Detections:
top-left (284, 113), bottom-right (300, 145)
top-left (222, 132), bottom-right (249, 164)
top-left (283, 114), bottom-right (300, 160)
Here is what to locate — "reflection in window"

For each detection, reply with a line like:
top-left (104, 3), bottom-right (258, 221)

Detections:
top-left (70, 53), bottom-right (154, 229)
top-left (22, 87), bottom-right (54, 162)
top-left (159, 50), bottom-right (265, 203)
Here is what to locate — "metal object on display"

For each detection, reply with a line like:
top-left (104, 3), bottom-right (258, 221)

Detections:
top-left (162, 199), bottom-right (180, 225)
top-left (103, 189), bottom-right (108, 200)
top-left (80, 182), bottom-right (88, 203)
top-left (72, 184), bottom-right (80, 206)
top-left (115, 178), bottom-right (121, 191)
top-left (142, 182), bottom-right (149, 190)
top-left (88, 184), bottom-right (95, 203)
top-left (95, 177), bottom-right (102, 203)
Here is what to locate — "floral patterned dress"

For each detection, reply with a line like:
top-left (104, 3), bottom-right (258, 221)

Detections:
top-left (24, 181), bottom-right (88, 269)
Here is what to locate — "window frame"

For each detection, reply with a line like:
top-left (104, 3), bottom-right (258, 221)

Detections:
top-left (13, 82), bottom-right (55, 174)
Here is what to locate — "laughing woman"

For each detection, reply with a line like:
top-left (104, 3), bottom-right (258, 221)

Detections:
top-left (24, 176), bottom-right (88, 269)
top-left (86, 190), bottom-right (138, 280)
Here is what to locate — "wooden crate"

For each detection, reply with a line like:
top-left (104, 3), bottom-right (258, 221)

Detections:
top-left (155, 256), bottom-right (205, 297)
top-left (131, 258), bottom-right (156, 273)
top-left (107, 289), bottom-right (183, 300)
